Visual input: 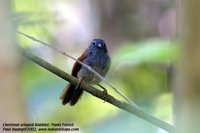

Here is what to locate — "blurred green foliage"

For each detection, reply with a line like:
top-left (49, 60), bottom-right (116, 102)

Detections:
top-left (113, 39), bottom-right (178, 66)
top-left (111, 39), bottom-right (178, 104)
top-left (14, 0), bottom-right (55, 48)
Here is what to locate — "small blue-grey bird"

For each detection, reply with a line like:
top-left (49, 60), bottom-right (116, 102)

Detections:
top-left (60, 39), bottom-right (111, 106)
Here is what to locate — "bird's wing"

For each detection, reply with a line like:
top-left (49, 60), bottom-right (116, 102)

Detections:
top-left (71, 50), bottom-right (87, 77)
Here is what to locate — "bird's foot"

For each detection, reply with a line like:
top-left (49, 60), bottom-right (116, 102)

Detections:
top-left (98, 84), bottom-right (108, 103)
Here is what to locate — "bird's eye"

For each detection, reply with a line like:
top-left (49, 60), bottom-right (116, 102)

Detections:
top-left (89, 51), bottom-right (93, 55)
top-left (92, 41), bottom-right (96, 45)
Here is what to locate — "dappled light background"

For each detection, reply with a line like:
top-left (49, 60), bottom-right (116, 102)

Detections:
top-left (13, 0), bottom-right (176, 133)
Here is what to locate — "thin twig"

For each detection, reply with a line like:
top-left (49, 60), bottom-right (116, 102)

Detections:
top-left (21, 48), bottom-right (174, 133)
top-left (16, 31), bottom-right (138, 107)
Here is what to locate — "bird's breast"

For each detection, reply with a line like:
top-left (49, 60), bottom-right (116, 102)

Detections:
top-left (77, 54), bottom-right (110, 84)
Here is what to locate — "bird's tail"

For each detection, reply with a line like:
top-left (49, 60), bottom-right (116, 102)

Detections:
top-left (60, 83), bottom-right (83, 106)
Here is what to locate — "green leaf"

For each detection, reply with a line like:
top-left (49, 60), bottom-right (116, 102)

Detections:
top-left (113, 39), bottom-right (179, 67)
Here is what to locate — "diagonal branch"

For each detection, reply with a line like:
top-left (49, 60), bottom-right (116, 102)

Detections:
top-left (21, 48), bottom-right (174, 133)
top-left (16, 31), bottom-right (136, 106)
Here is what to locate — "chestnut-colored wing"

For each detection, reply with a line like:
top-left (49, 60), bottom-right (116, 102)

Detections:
top-left (71, 50), bottom-right (87, 77)
top-left (60, 50), bottom-right (87, 105)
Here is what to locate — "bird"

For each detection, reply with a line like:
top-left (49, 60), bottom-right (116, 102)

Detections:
top-left (60, 39), bottom-right (111, 106)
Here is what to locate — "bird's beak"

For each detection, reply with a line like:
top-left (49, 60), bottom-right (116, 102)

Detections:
top-left (97, 44), bottom-right (102, 48)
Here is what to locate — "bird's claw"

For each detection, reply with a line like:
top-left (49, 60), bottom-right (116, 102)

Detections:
top-left (98, 84), bottom-right (108, 103)
top-left (102, 89), bottom-right (108, 103)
